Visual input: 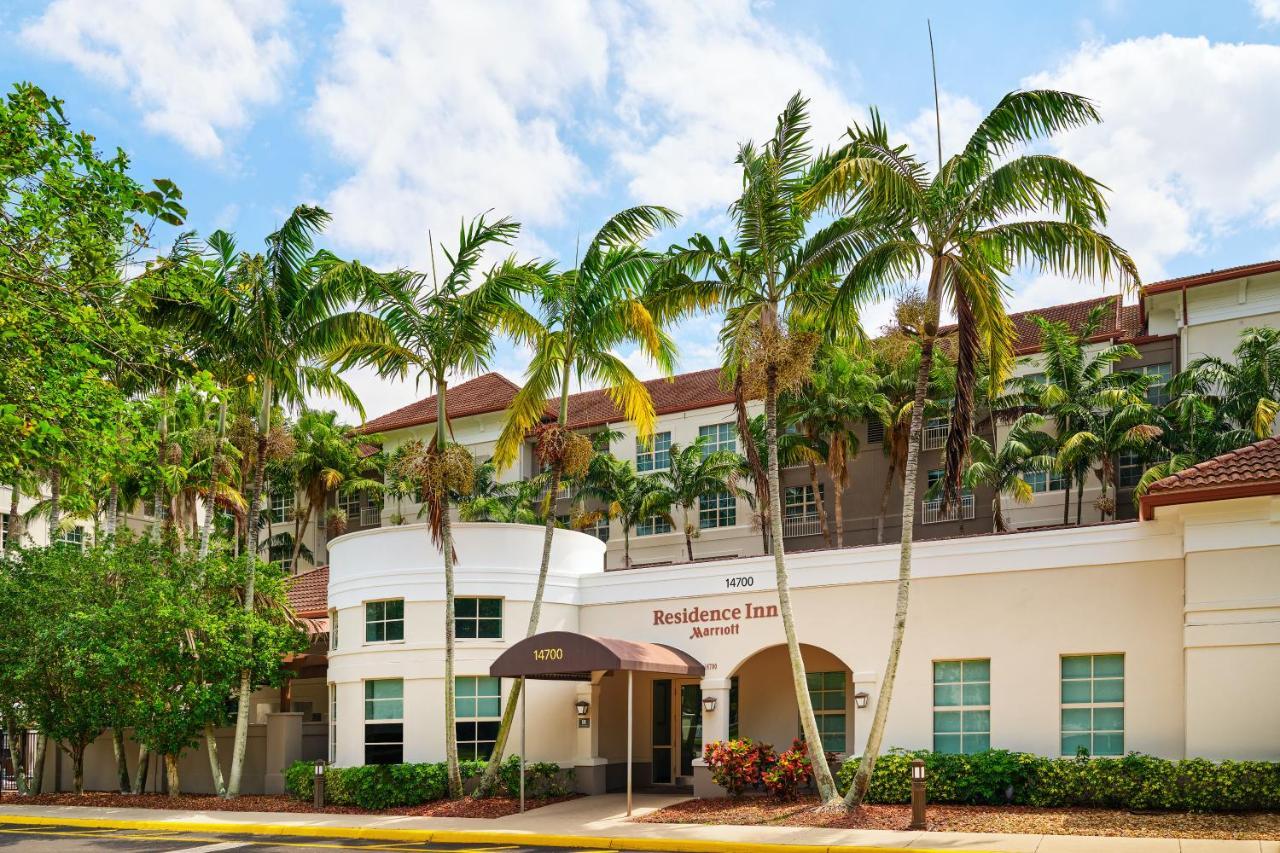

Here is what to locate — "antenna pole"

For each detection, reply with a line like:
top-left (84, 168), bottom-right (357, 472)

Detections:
top-left (928, 19), bottom-right (943, 168)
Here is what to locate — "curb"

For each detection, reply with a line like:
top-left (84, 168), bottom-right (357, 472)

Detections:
top-left (0, 811), bottom-right (1003, 853)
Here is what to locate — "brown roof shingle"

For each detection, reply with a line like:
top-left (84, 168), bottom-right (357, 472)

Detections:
top-left (286, 565), bottom-right (328, 615)
top-left (1143, 258), bottom-right (1280, 296)
top-left (1140, 437), bottom-right (1280, 519)
top-left (940, 295), bottom-right (1143, 355)
top-left (564, 367), bottom-right (734, 429)
top-left (360, 373), bottom-right (535, 434)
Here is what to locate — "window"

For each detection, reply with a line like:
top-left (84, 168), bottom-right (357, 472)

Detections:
top-left (636, 431), bottom-right (672, 472)
top-left (1, 512), bottom-right (8, 551)
top-left (1026, 468), bottom-right (1066, 493)
top-left (1061, 654), bottom-right (1124, 757)
top-left (455, 676), bottom-right (502, 760)
top-left (365, 599), bottom-right (404, 643)
top-left (1022, 372), bottom-right (1046, 387)
top-left (330, 609), bottom-right (338, 650)
top-left (699, 492), bottom-right (736, 529)
top-left (923, 403), bottom-right (951, 450)
top-left (328, 683), bottom-right (337, 763)
top-left (337, 490), bottom-right (360, 520)
top-left (455, 597), bottom-right (502, 639)
top-left (58, 525), bottom-right (85, 549)
top-left (1117, 451), bottom-right (1144, 488)
top-left (805, 671), bottom-right (846, 753)
top-left (267, 541), bottom-right (292, 573)
top-left (933, 660), bottom-right (991, 754)
top-left (269, 491), bottom-right (294, 523)
top-left (866, 419), bottom-right (885, 444)
top-left (586, 515), bottom-right (610, 542)
top-left (1137, 362), bottom-right (1172, 406)
top-left (784, 485), bottom-right (821, 521)
top-left (637, 514), bottom-right (672, 536)
top-left (364, 679), bottom-right (403, 764)
top-left (698, 423), bottom-right (736, 457)
top-left (728, 676), bottom-right (740, 741)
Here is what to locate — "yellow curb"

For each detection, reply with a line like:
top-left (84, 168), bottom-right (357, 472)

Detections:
top-left (0, 811), bottom-right (1005, 853)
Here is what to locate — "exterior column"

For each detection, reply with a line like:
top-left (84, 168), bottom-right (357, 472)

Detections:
top-left (263, 712), bottom-right (303, 794)
top-left (573, 672), bottom-right (607, 794)
top-left (692, 677), bottom-right (731, 798)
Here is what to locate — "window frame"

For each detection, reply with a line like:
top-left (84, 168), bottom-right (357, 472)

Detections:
top-left (1060, 653), bottom-right (1124, 757)
top-left (783, 484), bottom-right (822, 521)
top-left (1137, 362), bottom-right (1172, 406)
top-left (58, 525), bottom-right (86, 549)
top-left (698, 491), bottom-right (736, 529)
top-left (932, 658), bottom-right (991, 754)
top-left (329, 608), bottom-right (338, 650)
top-left (455, 597), bottom-right (503, 640)
top-left (698, 423), bottom-right (736, 458)
top-left (636, 513), bottom-right (673, 536)
top-left (363, 678), bottom-right (404, 765)
top-left (1026, 468), bottom-right (1066, 493)
top-left (636, 431), bottom-right (672, 473)
top-left (364, 598), bottom-right (405, 644)
top-left (328, 683), bottom-right (337, 763)
top-left (1117, 450), bottom-right (1145, 488)
top-left (455, 676), bottom-right (503, 761)
top-left (269, 490), bottom-right (295, 523)
top-left (803, 670), bottom-right (847, 754)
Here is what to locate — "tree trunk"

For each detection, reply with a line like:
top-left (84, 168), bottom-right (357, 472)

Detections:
top-left (1062, 471), bottom-right (1071, 526)
top-left (6, 717), bottom-right (27, 795)
top-left (71, 741), bottom-right (85, 795)
top-left (105, 482), bottom-right (120, 540)
top-left (1075, 474), bottom-right (1085, 525)
top-left (30, 734), bottom-right (46, 794)
top-left (685, 505), bottom-right (695, 563)
top-left (993, 496), bottom-right (1004, 533)
top-left (766, 373), bottom-right (838, 804)
top-left (112, 728), bottom-right (130, 793)
top-left (204, 724), bottom-right (226, 797)
top-left (131, 744), bottom-right (150, 794)
top-left (623, 528), bottom-right (631, 568)
top-left (227, 381), bottom-right (272, 798)
top-left (436, 380), bottom-right (463, 800)
top-left (165, 753), bottom-right (180, 797)
top-left (876, 455), bottom-right (896, 545)
top-left (199, 398), bottom-right (227, 559)
top-left (290, 502), bottom-right (314, 573)
top-left (832, 475), bottom-right (845, 550)
top-left (6, 480), bottom-right (20, 549)
top-left (846, 338), bottom-right (935, 809)
top-left (48, 471), bottom-right (61, 539)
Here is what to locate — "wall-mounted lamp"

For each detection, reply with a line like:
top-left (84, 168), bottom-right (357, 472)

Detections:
top-left (575, 699), bottom-right (590, 717)
top-left (701, 696), bottom-right (717, 713)
top-left (854, 691), bottom-right (871, 709)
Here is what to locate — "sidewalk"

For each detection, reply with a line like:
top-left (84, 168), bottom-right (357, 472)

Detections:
top-left (0, 794), bottom-right (1275, 853)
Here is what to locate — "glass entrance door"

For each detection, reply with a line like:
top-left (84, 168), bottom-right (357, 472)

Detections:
top-left (651, 679), bottom-right (672, 785)
top-left (678, 683), bottom-right (702, 778)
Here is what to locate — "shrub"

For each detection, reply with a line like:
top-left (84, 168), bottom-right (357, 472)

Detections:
top-left (834, 749), bottom-right (1280, 812)
top-left (284, 760), bottom-right (314, 801)
top-left (762, 739), bottom-right (816, 800)
top-left (286, 758), bottom-right (569, 808)
top-left (702, 738), bottom-right (776, 796)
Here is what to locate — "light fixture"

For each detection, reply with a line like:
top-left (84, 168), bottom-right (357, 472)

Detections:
top-left (701, 696), bottom-right (717, 712)
top-left (910, 758), bottom-right (926, 782)
top-left (909, 758), bottom-right (928, 829)
top-left (314, 759), bottom-right (326, 777)
top-left (854, 691), bottom-right (870, 709)
top-left (575, 699), bottom-right (590, 717)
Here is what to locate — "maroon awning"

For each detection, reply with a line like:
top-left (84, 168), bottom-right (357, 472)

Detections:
top-left (489, 631), bottom-right (704, 681)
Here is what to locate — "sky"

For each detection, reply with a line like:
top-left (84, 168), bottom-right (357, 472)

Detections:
top-left (5, 0), bottom-right (1280, 423)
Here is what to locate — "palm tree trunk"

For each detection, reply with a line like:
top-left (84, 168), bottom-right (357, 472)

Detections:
top-left (846, 338), bottom-right (934, 809)
top-left (623, 528), bottom-right (631, 568)
top-left (876, 460), bottom-right (895, 545)
top-left (48, 470), bottom-right (61, 538)
top-left (7, 480), bottom-right (21, 548)
top-left (993, 496), bottom-right (1003, 533)
top-left (199, 399), bottom-right (227, 559)
top-left (1062, 471), bottom-right (1071, 526)
top-left (112, 728), bottom-right (130, 793)
top-left (685, 503), bottom-right (695, 562)
top-left (290, 502), bottom-right (314, 573)
top-left (227, 379), bottom-right (272, 798)
top-left (105, 483), bottom-right (119, 540)
top-left (1075, 474), bottom-right (1085, 525)
top-left (437, 379), bottom-right (463, 800)
top-left (204, 724), bottom-right (226, 797)
top-left (765, 372), bottom-right (838, 804)
top-left (131, 744), bottom-right (150, 794)
top-left (832, 476), bottom-right (845, 550)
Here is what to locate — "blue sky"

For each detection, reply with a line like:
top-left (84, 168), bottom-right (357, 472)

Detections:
top-left (5, 0), bottom-right (1280, 421)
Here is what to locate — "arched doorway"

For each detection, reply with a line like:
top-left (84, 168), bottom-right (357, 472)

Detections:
top-left (728, 643), bottom-right (855, 757)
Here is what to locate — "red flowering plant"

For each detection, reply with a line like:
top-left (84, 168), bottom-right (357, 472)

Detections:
top-left (701, 738), bottom-right (777, 796)
top-left (762, 738), bottom-right (829, 800)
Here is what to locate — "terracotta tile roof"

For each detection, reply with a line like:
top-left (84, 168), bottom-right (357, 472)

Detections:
top-left (939, 295), bottom-right (1143, 355)
top-left (286, 565), bottom-right (328, 615)
top-left (359, 373), bottom-right (534, 434)
top-left (564, 367), bottom-right (735, 429)
top-left (1140, 437), bottom-right (1280, 519)
top-left (1143, 259), bottom-right (1280, 296)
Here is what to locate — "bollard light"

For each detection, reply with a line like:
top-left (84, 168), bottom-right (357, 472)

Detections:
top-left (701, 696), bottom-right (717, 712)
top-left (575, 699), bottom-right (590, 717)
top-left (313, 759), bottom-right (327, 809)
top-left (909, 758), bottom-right (927, 830)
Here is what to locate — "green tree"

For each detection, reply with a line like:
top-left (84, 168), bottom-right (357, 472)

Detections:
top-left (959, 413), bottom-right (1057, 532)
top-left (1057, 384), bottom-right (1162, 521)
top-left (803, 90), bottom-right (1137, 808)
top-left (578, 454), bottom-right (670, 569)
top-left (651, 437), bottom-right (749, 562)
top-left (458, 464), bottom-right (552, 524)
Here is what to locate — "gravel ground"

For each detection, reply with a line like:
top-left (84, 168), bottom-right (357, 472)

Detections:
top-left (8, 791), bottom-right (576, 818)
top-left (638, 797), bottom-right (1280, 841)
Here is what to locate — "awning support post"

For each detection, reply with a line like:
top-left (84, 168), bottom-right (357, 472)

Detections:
top-left (519, 677), bottom-right (526, 814)
top-left (626, 669), bottom-right (633, 817)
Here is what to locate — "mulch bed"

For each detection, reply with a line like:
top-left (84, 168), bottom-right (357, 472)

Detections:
top-left (638, 797), bottom-right (1280, 841)
top-left (6, 791), bottom-right (577, 818)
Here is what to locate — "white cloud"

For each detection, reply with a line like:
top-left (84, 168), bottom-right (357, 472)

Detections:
top-left (1253, 0), bottom-right (1280, 23)
top-left (21, 0), bottom-right (293, 159)
top-left (310, 0), bottom-right (608, 270)
top-left (1025, 35), bottom-right (1280, 281)
top-left (603, 0), bottom-right (859, 220)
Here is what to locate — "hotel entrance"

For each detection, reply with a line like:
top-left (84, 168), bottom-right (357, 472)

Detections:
top-left (650, 678), bottom-right (701, 787)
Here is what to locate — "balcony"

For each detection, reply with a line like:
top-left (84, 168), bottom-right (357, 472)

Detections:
top-left (782, 515), bottom-right (823, 538)
top-left (922, 418), bottom-right (949, 451)
top-left (922, 492), bottom-right (975, 525)
top-left (360, 504), bottom-right (382, 527)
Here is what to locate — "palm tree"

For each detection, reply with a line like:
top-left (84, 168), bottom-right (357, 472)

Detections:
top-left (287, 410), bottom-right (382, 571)
top-left (651, 437), bottom-right (749, 562)
top-left (481, 205), bottom-right (677, 789)
top-left (458, 463), bottom-right (553, 524)
top-left (339, 213), bottom-right (537, 799)
top-left (577, 454), bottom-right (670, 569)
top-left (1178, 327), bottom-right (1280, 443)
top-left (741, 412), bottom-right (822, 550)
top-left (1057, 384), bottom-right (1162, 520)
top-left (651, 95), bottom-right (878, 803)
top-left (958, 413), bottom-right (1057, 532)
top-left (785, 349), bottom-right (885, 549)
top-left (803, 90), bottom-right (1138, 808)
top-left (156, 205), bottom-right (386, 797)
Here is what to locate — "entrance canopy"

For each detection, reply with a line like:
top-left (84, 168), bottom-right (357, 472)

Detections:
top-left (489, 631), bottom-right (704, 681)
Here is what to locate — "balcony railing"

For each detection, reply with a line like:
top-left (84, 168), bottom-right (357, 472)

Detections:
top-left (782, 515), bottom-right (823, 538)
top-left (360, 505), bottom-right (382, 527)
top-left (921, 492), bottom-right (975, 524)
top-left (922, 419), bottom-right (949, 450)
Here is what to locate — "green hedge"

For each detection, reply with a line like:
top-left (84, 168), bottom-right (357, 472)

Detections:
top-left (834, 749), bottom-right (1280, 812)
top-left (285, 757), bottom-right (570, 810)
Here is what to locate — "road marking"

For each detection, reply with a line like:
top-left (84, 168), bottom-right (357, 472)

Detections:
top-left (162, 844), bottom-right (250, 853)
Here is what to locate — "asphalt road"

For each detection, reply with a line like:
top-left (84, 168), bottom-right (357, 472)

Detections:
top-left (0, 821), bottom-right (641, 853)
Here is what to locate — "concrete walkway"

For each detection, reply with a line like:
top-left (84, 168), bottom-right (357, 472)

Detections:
top-left (0, 795), bottom-right (1275, 852)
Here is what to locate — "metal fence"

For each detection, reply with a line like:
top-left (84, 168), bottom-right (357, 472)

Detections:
top-left (921, 492), bottom-right (975, 524)
top-left (0, 730), bottom-right (39, 792)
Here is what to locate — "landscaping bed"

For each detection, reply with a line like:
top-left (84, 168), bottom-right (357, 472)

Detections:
top-left (638, 797), bottom-right (1280, 841)
top-left (6, 791), bottom-right (576, 818)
